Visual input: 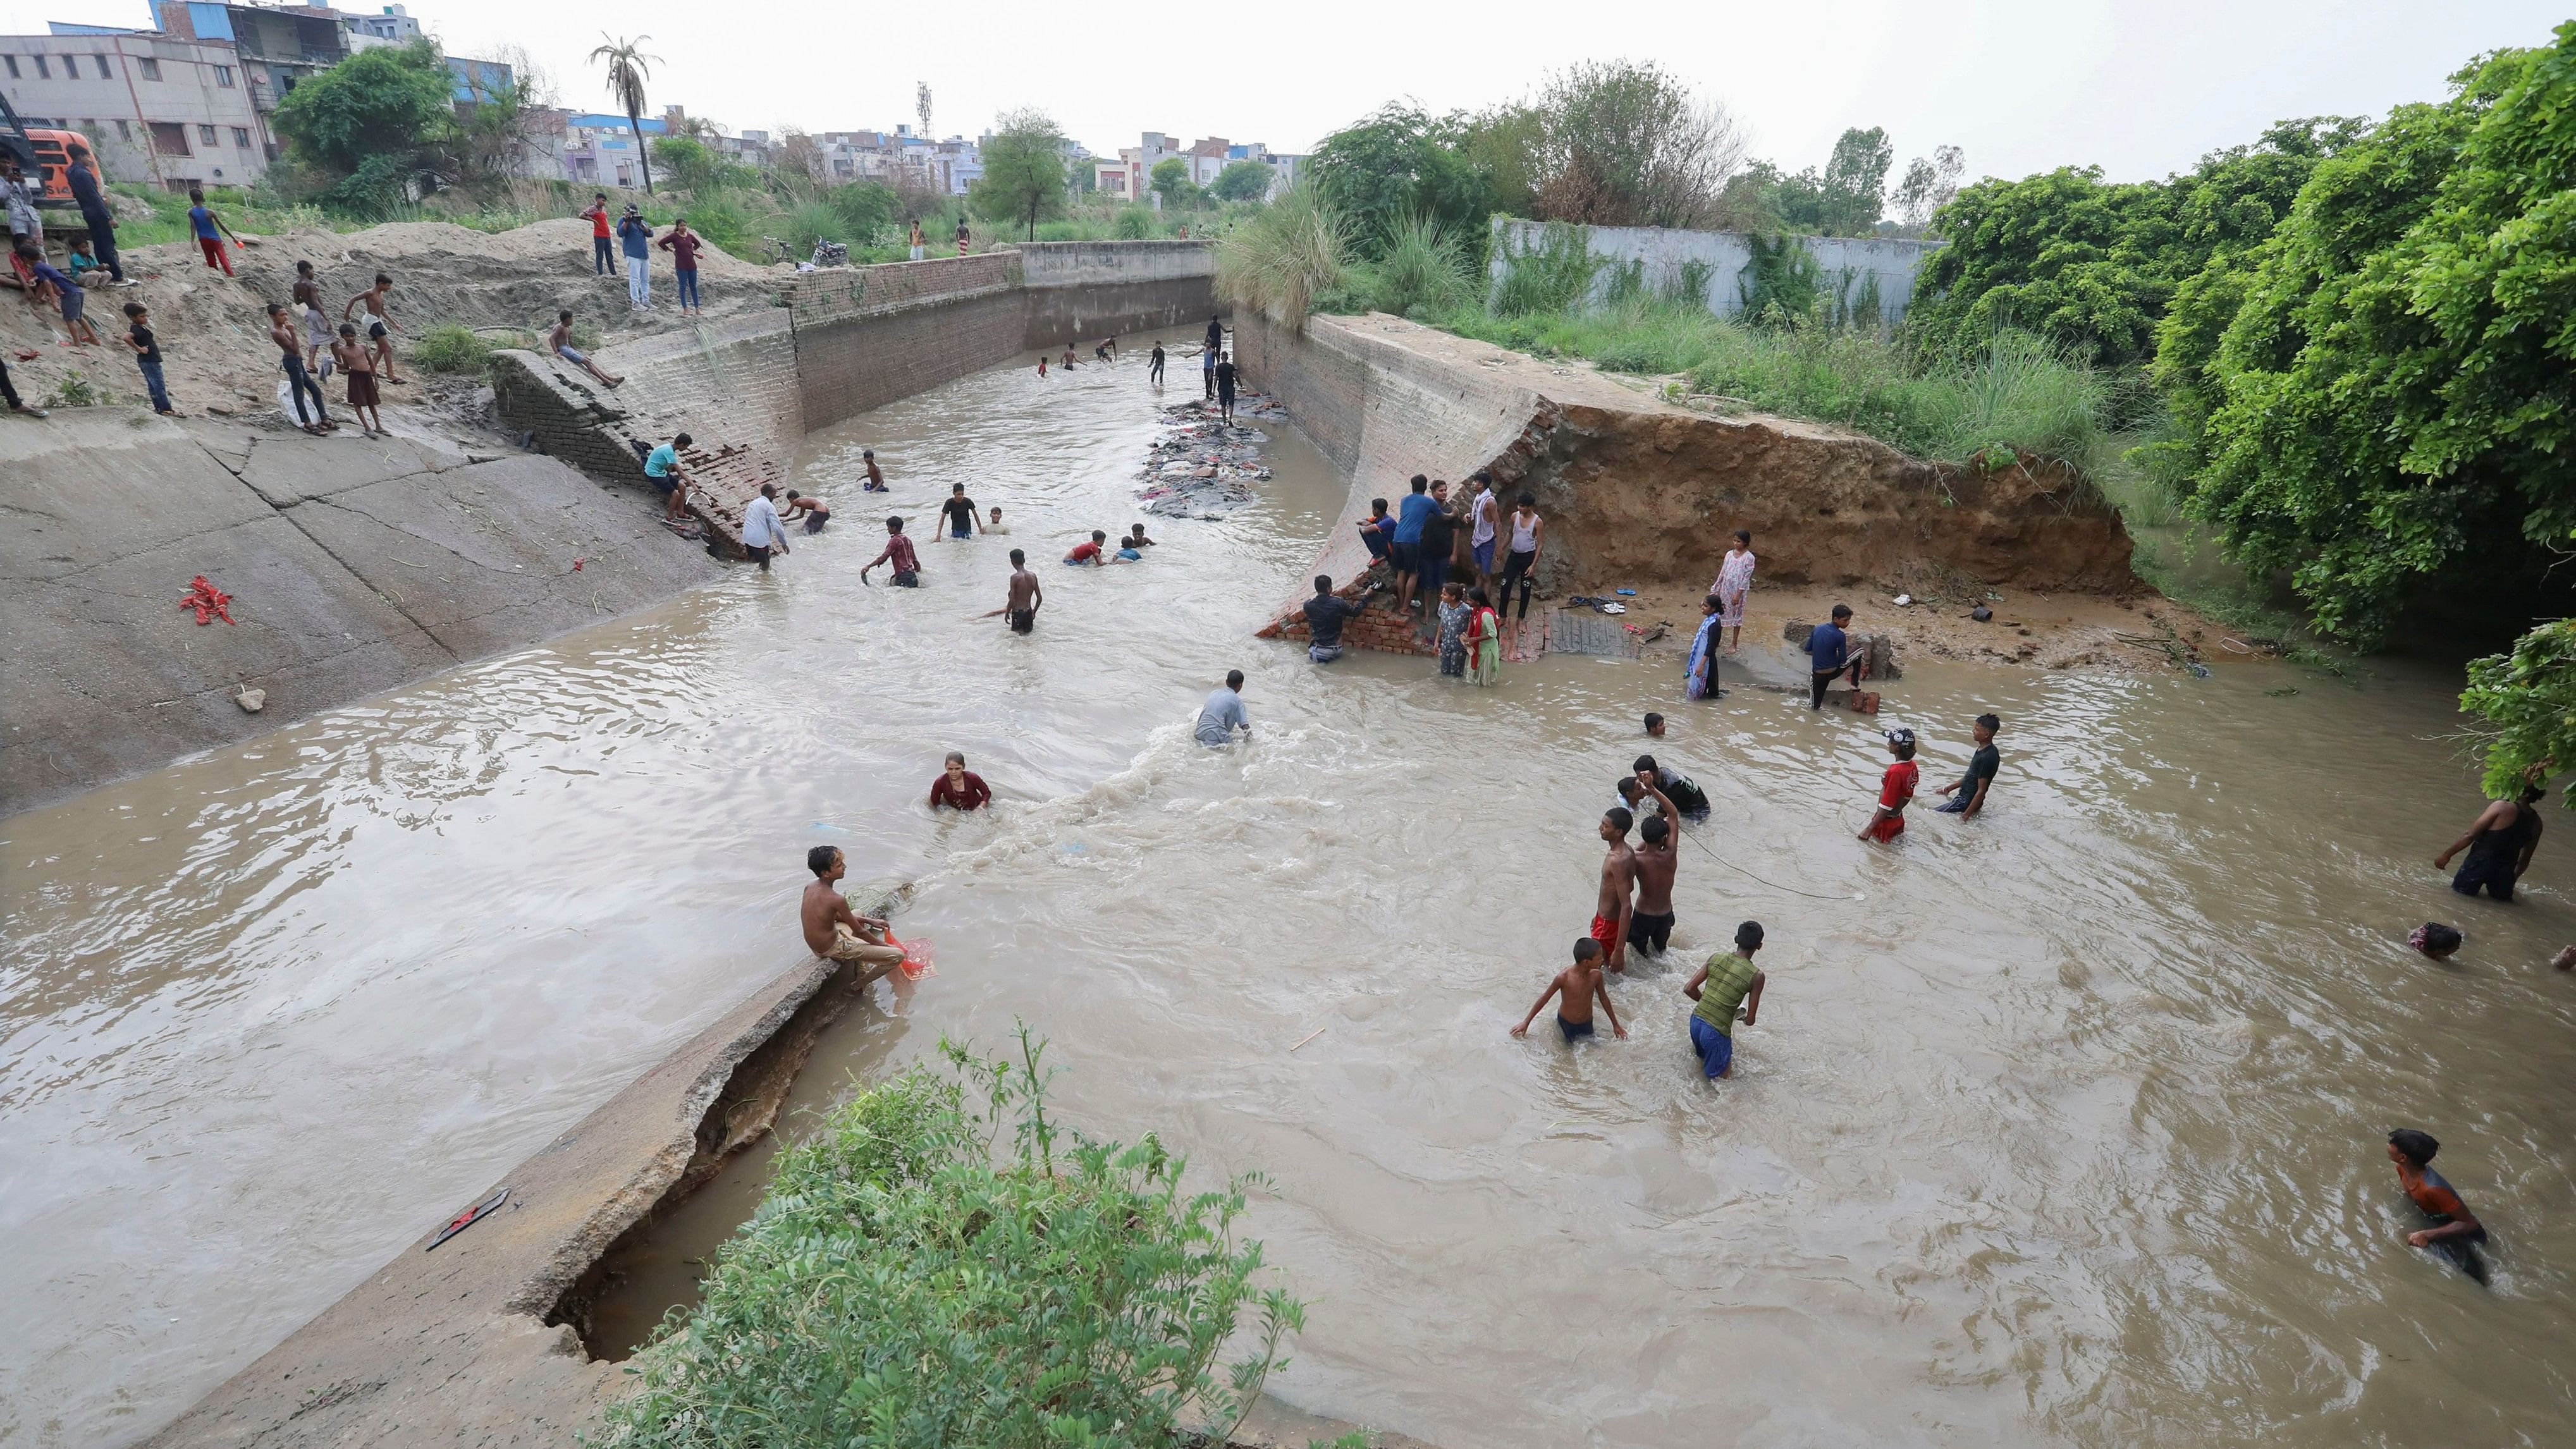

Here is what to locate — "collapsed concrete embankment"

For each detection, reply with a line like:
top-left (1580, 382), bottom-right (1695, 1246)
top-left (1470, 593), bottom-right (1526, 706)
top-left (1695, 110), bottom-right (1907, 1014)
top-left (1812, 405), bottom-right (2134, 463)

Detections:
top-left (491, 241), bottom-right (1217, 548)
top-left (1237, 312), bottom-right (2139, 645)
top-left (0, 412), bottom-right (720, 813)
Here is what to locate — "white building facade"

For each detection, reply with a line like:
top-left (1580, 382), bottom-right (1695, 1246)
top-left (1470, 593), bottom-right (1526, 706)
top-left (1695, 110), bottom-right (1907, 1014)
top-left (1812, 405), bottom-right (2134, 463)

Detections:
top-left (4, 27), bottom-right (272, 188)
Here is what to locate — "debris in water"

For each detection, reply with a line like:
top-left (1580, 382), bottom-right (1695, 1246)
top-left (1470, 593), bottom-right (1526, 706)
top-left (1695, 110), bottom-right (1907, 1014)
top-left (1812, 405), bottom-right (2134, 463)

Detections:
top-left (1137, 395), bottom-right (1285, 517)
top-left (1289, 1027), bottom-right (1327, 1053)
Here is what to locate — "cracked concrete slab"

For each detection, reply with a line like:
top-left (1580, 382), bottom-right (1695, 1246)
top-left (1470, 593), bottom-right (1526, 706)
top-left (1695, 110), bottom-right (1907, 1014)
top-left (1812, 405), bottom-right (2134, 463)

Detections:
top-left (3, 407), bottom-right (721, 814)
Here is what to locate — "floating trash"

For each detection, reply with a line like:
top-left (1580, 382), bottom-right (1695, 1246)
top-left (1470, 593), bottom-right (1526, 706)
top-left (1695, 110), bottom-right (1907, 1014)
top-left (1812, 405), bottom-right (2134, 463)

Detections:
top-left (1138, 396), bottom-right (1285, 517)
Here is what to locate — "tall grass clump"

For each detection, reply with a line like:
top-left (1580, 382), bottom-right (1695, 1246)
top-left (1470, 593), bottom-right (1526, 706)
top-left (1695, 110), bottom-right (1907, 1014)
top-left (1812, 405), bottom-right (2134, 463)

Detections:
top-left (1490, 221), bottom-right (1602, 315)
top-left (1360, 212), bottom-right (1475, 317)
top-left (782, 200), bottom-right (851, 257)
top-left (1216, 183), bottom-right (1346, 331)
top-left (411, 323), bottom-right (492, 374)
top-left (601, 1026), bottom-right (1303, 1449)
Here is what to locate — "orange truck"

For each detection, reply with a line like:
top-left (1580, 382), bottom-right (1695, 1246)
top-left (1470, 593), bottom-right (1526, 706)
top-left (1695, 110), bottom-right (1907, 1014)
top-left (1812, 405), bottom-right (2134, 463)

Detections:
top-left (4, 93), bottom-right (101, 250)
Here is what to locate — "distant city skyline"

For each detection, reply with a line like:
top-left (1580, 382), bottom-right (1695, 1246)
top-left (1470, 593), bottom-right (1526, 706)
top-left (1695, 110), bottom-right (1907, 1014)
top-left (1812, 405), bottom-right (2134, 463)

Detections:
top-left (3, 0), bottom-right (2563, 188)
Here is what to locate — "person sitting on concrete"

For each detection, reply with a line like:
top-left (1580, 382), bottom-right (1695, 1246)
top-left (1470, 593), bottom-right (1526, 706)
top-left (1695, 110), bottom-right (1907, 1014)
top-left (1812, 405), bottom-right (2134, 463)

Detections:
top-left (782, 489), bottom-right (831, 532)
top-left (929, 752), bottom-right (991, 810)
top-left (802, 845), bottom-right (905, 984)
top-left (643, 434), bottom-right (694, 523)
top-left (859, 515), bottom-right (916, 586)
top-left (1302, 575), bottom-right (1365, 663)
top-left (550, 309), bottom-right (623, 388)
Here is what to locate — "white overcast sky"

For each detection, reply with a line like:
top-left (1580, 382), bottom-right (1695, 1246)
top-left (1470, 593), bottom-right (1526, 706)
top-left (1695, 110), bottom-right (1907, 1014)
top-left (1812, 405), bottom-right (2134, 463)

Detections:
top-left (4, 1), bottom-right (2563, 182)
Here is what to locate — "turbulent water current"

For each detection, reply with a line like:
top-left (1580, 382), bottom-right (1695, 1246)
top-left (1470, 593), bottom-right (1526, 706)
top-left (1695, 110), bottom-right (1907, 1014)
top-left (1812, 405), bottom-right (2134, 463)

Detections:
top-left (4, 359), bottom-right (2573, 1447)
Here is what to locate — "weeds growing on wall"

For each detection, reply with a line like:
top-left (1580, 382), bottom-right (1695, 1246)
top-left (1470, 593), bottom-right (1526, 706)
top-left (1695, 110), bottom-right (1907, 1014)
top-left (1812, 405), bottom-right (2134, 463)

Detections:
top-left (1490, 220), bottom-right (1603, 315)
top-left (601, 1026), bottom-right (1303, 1449)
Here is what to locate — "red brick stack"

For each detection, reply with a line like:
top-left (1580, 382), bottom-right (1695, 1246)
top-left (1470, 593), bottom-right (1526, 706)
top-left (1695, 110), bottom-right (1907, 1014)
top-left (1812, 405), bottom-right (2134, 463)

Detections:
top-left (1256, 562), bottom-right (1440, 657)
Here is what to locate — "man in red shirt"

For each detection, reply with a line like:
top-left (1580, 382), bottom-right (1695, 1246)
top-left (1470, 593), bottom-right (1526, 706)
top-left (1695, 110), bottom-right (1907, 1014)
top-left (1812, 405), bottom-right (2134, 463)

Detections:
top-left (862, 515), bottom-right (921, 586)
top-left (580, 193), bottom-right (612, 275)
top-left (1860, 728), bottom-right (1919, 843)
top-left (929, 752), bottom-right (991, 810)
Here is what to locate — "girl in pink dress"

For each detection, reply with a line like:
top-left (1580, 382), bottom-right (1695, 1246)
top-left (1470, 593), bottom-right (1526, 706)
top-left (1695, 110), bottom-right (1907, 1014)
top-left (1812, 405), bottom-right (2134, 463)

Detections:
top-left (1712, 530), bottom-right (1755, 652)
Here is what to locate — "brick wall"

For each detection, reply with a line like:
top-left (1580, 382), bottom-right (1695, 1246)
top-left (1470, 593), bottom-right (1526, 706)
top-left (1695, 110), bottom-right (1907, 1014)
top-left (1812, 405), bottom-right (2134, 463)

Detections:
top-left (1254, 564), bottom-right (1438, 657)
top-left (794, 289), bottom-right (1031, 432)
top-left (780, 252), bottom-right (1019, 329)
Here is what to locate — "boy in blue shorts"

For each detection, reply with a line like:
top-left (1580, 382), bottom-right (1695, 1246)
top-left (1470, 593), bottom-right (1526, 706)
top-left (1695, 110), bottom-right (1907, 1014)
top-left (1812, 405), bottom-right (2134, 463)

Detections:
top-left (1512, 938), bottom-right (1626, 1044)
top-left (1683, 922), bottom-right (1766, 1079)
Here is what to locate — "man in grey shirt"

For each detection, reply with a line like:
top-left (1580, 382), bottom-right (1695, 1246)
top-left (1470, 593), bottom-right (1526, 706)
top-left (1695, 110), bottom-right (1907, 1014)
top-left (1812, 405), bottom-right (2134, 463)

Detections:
top-left (741, 483), bottom-right (791, 573)
top-left (1194, 670), bottom-right (1251, 746)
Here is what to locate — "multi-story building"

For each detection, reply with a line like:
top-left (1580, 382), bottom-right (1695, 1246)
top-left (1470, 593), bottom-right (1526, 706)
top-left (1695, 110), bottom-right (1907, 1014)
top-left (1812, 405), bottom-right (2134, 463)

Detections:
top-left (559, 111), bottom-right (661, 190)
top-left (1095, 131), bottom-right (1304, 202)
top-left (5, 25), bottom-right (272, 188)
top-left (142, 3), bottom-right (508, 144)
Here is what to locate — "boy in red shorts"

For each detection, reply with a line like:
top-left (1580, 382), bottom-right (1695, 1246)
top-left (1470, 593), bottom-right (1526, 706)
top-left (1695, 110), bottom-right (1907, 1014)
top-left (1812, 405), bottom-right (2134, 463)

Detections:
top-left (1860, 728), bottom-right (1918, 844)
top-left (1593, 806), bottom-right (1638, 971)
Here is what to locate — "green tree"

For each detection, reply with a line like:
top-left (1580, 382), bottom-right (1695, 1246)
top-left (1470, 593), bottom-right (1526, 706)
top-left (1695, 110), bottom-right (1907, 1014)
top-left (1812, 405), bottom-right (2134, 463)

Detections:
top-left (649, 134), bottom-right (713, 191)
top-left (2462, 620), bottom-right (2576, 798)
top-left (1912, 116), bottom-right (2366, 366)
top-left (1150, 156), bottom-right (1198, 209)
top-left (589, 33), bottom-right (661, 194)
top-left (967, 109), bottom-right (1069, 239)
top-left (2185, 30), bottom-right (2575, 644)
top-left (1309, 104), bottom-right (1491, 259)
top-left (1211, 159), bottom-right (1273, 202)
top-left (1528, 59), bottom-right (1743, 229)
top-left (271, 39), bottom-right (453, 178)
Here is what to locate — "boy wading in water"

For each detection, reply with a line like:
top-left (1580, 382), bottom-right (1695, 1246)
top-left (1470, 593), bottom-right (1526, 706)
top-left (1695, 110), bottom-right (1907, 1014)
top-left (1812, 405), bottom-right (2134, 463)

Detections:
top-left (1512, 938), bottom-right (1628, 1043)
top-left (802, 846), bottom-right (906, 984)
top-left (1593, 807), bottom-right (1639, 973)
top-left (861, 515), bottom-right (918, 585)
top-left (2435, 782), bottom-right (2546, 902)
top-left (1860, 728), bottom-right (1918, 843)
top-left (1935, 714), bottom-right (2001, 815)
top-left (1684, 922), bottom-right (1767, 1080)
top-left (2386, 1128), bottom-right (2489, 1284)
top-left (1629, 789), bottom-right (1681, 959)
top-left (982, 548), bottom-right (1043, 633)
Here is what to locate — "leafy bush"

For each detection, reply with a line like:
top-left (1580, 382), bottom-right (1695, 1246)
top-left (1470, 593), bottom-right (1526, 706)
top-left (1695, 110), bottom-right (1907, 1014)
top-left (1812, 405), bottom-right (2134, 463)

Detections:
top-left (827, 182), bottom-right (899, 245)
top-left (1368, 212), bottom-right (1473, 317)
top-left (2462, 620), bottom-right (2576, 798)
top-left (782, 200), bottom-right (849, 255)
top-left (412, 323), bottom-right (492, 374)
top-left (602, 1028), bottom-right (1302, 1449)
top-left (44, 370), bottom-right (106, 408)
top-left (1215, 185), bottom-right (1347, 330)
top-left (1112, 205), bottom-right (1159, 240)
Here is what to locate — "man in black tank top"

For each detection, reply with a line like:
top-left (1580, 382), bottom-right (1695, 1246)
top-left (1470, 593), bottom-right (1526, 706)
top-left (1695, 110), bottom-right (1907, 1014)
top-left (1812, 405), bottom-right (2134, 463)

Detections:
top-left (2435, 784), bottom-right (2546, 901)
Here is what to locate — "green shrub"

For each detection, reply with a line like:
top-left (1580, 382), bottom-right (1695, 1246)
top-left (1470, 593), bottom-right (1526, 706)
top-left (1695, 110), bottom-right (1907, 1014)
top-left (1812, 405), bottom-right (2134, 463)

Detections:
top-left (1490, 221), bottom-right (1600, 315)
top-left (602, 1027), bottom-right (1303, 1449)
top-left (1368, 212), bottom-right (1474, 317)
top-left (782, 200), bottom-right (849, 255)
top-left (677, 193), bottom-right (760, 260)
top-left (1112, 204), bottom-right (1158, 239)
top-left (411, 323), bottom-right (491, 374)
top-left (1215, 184), bottom-right (1347, 330)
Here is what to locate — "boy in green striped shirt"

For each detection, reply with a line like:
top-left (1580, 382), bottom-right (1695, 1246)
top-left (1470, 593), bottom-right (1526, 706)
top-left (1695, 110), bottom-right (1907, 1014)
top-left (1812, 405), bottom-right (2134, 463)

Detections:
top-left (1684, 922), bottom-right (1767, 1079)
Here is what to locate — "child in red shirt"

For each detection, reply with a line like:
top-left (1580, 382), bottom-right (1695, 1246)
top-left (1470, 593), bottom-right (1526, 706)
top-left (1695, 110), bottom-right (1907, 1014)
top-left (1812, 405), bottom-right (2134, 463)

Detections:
top-left (1860, 728), bottom-right (1919, 843)
top-left (929, 752), bottom-right (991, 810)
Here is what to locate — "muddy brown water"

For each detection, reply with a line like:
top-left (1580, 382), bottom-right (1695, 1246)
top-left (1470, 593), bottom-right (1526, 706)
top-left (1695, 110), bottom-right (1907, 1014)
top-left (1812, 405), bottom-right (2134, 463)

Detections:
top-left (6, 358), bottom-right (2574, 1448)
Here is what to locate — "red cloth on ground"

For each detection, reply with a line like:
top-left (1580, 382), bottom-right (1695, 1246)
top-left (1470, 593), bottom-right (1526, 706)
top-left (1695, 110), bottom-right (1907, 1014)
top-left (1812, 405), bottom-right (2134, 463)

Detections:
top-left (180, 575), bottom-right (235, 625)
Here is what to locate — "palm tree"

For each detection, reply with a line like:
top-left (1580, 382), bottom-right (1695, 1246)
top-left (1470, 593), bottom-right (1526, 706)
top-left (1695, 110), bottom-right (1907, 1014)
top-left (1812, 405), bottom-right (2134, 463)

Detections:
top-left (589, 33), bottom-right (663, 193)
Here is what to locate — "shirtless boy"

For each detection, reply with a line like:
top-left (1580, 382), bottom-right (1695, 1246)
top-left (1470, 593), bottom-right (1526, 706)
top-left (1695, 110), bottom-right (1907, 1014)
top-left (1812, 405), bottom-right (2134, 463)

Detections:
top-left (549, 308), bottom-right (622, 388)
top-left (342, 272), bottom-right (403, 383)
top-left (331, 321), bottom-right (384, 436)
top-left (801, 845), bottom-right (905, 984)
top-left (1593, 807), bottom-right (1638, 973)
top-left (981, 548), bottom-right (1043, 633)
top-left (2386, 1128), bottom-right (2489, 1283)
top-left (1511, 938), bottom-right (1628, 1044)
top-left (862, 449), bottom-right (886, 491)
top-left (1628, 785), bottom-right (1681, 958)
top-left (782, 489), bottom-right (831, 532)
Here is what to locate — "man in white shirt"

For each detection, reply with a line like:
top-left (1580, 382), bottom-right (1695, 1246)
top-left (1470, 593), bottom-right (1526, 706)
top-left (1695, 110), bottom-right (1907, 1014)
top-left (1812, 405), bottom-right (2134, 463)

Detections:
top-left (742, 483), bottom-right (791, 572)
top-left (1194, 669), bottom-right (1251, 746)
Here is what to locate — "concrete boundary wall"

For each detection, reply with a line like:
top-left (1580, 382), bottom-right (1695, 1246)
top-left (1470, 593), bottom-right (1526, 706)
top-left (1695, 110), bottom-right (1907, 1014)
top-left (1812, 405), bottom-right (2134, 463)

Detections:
top-left (1489, 219), bottom-right (1944, 324)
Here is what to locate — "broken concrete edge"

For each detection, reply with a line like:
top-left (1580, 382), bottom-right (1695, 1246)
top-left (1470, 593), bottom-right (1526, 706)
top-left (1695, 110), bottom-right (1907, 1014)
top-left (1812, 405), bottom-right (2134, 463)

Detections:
top-left (144, 939), bottom-right (1454, 1449)
top-left (138, 954), bottom-right (857, 1448)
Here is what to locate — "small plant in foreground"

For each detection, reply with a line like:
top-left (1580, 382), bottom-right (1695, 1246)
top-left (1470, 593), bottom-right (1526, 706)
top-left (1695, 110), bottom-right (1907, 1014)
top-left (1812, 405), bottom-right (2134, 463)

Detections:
top-left (599, 1024), bottom-right (1303, 1449)
top-left (412, 324), bottom-right (493, 375)
top-left (44, 370), bottom-right (106, 408)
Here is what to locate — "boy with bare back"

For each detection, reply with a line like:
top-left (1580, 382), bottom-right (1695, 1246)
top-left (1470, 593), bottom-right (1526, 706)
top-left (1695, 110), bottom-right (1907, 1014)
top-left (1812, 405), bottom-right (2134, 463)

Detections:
top-left (549, 308), bottom-right (622, 388)
top-left (343, 272), bottom-right (404, 384)
top-left (802, 845), bottom-right (905, 984)
top-left (983, 548), bottom-right (1043, 633)
top-left (1512, 938), bottom-right (1627, 1044)
top-left (331, 322), bottom-right (384, 436)
top-left (1628, 778), bottom-right (1681, 958)
top-left (1593, 807), bottom-right (1638, 973)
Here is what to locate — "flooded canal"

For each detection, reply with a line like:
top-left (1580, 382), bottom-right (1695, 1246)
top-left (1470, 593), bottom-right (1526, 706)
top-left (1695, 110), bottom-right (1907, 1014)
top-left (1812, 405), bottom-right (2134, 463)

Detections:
top-left (5, 357), bottom-right (2573, 1448)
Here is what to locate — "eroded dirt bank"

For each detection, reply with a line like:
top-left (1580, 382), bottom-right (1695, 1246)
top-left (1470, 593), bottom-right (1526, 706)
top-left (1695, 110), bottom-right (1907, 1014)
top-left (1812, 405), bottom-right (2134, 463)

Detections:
top-left (1235, 312), bottom-right (2149, 652)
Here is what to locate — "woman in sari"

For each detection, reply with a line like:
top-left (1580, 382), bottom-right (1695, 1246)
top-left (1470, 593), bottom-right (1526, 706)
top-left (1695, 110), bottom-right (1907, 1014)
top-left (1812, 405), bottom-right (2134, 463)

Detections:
top-left (1713, 529), bottom-right (1755, 653)
top-left (1466, 587), bottom-right (1504, 685)
top-left (1686, 594), bottom-right (1724, 699)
